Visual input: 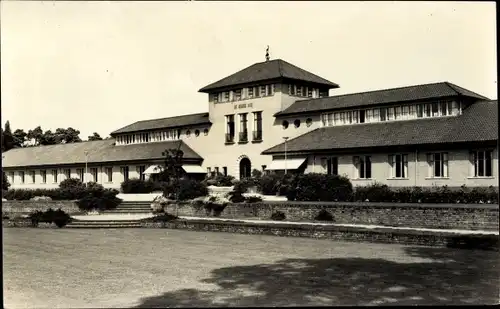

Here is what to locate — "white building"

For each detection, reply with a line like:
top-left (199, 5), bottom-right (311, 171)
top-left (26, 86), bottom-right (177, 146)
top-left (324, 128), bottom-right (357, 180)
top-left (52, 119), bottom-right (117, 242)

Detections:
top-left (3, 56), bottom-right (498, 190)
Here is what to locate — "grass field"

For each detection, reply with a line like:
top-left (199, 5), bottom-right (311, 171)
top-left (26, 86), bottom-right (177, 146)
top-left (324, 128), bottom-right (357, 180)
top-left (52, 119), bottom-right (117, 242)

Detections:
top-left (3, 228), bottom-right (499, 308)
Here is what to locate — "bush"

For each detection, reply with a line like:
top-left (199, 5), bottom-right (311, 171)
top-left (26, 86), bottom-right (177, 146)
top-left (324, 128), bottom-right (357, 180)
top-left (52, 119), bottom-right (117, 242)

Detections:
top-left (28, 208), bottom-right (72, 228)
top-left (287, 174), bottom-right (353, 202)
top-left (204, 174), bottom-right (235, 187)
top-left (75, 182), bottom-right (122, 211)
top-left (164, 179), bottom-right (208, 201)
top-left (315, 209), bottom-right (334, 222)
top-left (120, 178), bottom-right (155, 194)
top-left (227, 190), bottom-right (246, 203)
top-left (258, 174), bottom-right (283, 195)
top-left (270, 211), bottom-right (286, 221)
top-left (59, 178), bottom-right (87, 200)
top-left (353, 183), bottom-right (393, 202)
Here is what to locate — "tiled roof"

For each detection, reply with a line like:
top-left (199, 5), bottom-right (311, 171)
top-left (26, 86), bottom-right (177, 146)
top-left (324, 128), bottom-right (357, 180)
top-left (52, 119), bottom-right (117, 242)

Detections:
top-left (263, 100), bottom-right (498, 154)
top-left (3, 139), bottom-right (203, 168)
top-left (276, 82), bottom-right (490, 116)
top-left (111, 112), bottom-right (210, 135)
top-left (199, 59), bottom-right (339, 92)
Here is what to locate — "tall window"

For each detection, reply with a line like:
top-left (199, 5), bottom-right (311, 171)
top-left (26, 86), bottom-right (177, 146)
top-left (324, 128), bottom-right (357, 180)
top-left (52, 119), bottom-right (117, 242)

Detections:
top-left (223, 91), bottom-right (230, 102)
top-left (213, 93), bottom-right (219, 103)
top-left (471, 150), bottom-right (493, 177)
top-left (225, 115), bottom-right (235, 143)
top-left (121, 166), bottom-right (129, 181)
top-left (77, 168), bottom-right (84, 182)
top-left (105, 167), bottom-right (113, 182)
top-left (234, 89), bottom-right (242, 101)
top-left (248, 87), bottom-right (254, 98)
top-left (379, 108), bottom-right (387, 121)
top-left (20, 171), bottom-right (25, 184)
top-left (326, 157), bottom-right (338, 175)
top-left (389, 154), bottom-right (408, 178)
top-left (138, 165), bottom-right (146, 181)
top-left (65, 169), bottom-right (71, 180)
top-left (253, 111), bottom-right (263, 141)
top-left (52, 170), bottom-right (58, 183)
top-left (359, 110), bottom-right (366, 123)
top-left (239, 113), bottom-right (248, 142)
top-left (354, 156), bottom-right (371, 179)
top-left (30, 171), bottom-right (36, 183)
top-left (427, 152), bottom-right (448, 178)
top-left (90, 168), bottom-right (98, 182)
top-left (40, 170), bottom-right (47, 184)
top-left (259, 85), bottom-right (267, 97)
top-left (223, 167), bottom-right (228, 176)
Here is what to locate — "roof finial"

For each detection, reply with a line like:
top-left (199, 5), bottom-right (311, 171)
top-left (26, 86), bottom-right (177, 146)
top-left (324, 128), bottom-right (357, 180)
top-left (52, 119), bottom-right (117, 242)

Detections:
top-left (265, 45), bottom-right (270, 61)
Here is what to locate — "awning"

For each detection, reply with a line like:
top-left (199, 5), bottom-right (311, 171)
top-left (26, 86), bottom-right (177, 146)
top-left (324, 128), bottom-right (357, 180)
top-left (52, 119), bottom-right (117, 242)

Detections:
top-left (182, 165), bottom-right (206, 174)
top-left (265, 158), bottom-right (307, 171)
top-left (143, 165), bottom-right (163, 174)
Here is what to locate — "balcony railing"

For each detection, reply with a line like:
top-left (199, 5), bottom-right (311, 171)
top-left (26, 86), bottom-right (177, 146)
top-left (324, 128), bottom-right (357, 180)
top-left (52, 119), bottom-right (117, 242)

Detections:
top-left (239, 131), bottom-right (248, 143)
top-left (252, 130), bottom-right (262, 141)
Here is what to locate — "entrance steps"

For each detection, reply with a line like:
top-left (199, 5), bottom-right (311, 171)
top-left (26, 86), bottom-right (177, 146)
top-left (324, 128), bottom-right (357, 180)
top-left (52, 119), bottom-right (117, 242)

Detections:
top-left (103, 201), bottom-right (152, 214)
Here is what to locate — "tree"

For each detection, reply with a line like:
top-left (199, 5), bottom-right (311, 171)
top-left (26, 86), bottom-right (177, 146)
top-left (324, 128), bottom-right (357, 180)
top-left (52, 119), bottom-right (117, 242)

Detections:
top-left (3, 171), bottom-right (10, 191)
top-left (13, 129), bottom-right (27, 148)
top-left (2, 121), bottom-right (15, 151)
top-left (27, 126), bottom-right (44, 146)
top-left (63, 127), bottom-right (82, 143)
top-left (88, 132), bottom-right (103, 141)
top-left (158, 147), bottom-right (184, 183)
top-left (39, 130), bottom-right (59, 145)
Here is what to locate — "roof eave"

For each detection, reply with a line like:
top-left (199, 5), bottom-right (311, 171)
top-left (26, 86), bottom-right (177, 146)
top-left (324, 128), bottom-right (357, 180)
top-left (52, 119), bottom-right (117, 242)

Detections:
top-left (110, 121), bottom-right (212, 136)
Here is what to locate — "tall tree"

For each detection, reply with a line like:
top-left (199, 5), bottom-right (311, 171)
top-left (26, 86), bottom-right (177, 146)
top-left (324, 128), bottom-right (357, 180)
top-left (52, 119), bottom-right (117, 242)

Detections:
top-left (13, 129), bottom-right (27, 148)
top-left (27, 126), bottom-right (44, 146)
top-left (88, 132), bottom-right (103, 141)
top-left (40, 130), bottom-right (59, 145)
top-left (62, 127), bottom-right (82, 143)
top-left (159, 147), bottom-right (184, 183)
top-left (3, 121), bottom-right (15, 151)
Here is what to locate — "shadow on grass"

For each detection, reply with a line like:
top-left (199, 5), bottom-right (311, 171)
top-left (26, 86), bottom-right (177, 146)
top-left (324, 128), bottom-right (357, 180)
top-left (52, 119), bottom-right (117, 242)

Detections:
top-left (134, 246), bottom-right (499, 307)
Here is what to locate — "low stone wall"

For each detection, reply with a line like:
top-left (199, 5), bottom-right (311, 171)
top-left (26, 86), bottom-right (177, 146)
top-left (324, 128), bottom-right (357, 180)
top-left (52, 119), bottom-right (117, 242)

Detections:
top-left (141, 219), bottom-right (499, 250)
top-left (171, 201), bottom-right (499, 231)
top-left (2, 201), bottom-right (81, 216)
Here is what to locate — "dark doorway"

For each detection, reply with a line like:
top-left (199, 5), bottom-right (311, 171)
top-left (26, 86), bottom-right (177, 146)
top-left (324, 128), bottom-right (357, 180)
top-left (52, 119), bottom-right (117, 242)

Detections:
top-left (239, 157), bottom-right (251, 179)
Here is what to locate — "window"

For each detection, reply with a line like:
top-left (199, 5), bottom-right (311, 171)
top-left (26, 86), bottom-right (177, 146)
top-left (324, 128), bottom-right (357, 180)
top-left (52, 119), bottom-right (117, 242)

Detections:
top-left (427, 153), bottom-right (448, 178)
top-left (380, 108), bottom-right (387, 121)
top-left (394, 106), bottom-right (402, 119)
top-left (425, 104), bottom-right (432, 117)
top-left (239, 113), bottom-right (248, 142)
top-left (289, 84), bottom-right (296, 96)
top-left (121, 166), bottom-right (130, 181)
top-left (402, 106), bottom-right (409, 119)
top-left (65, 169), bottom-right (71, 180)
top-left (204, 128), bottom-right (209, 136)
top-left (327, 113), bottom-right (333, 126)
top-left (19, 171), bottom-right (25, 184)
top-left (260, 85), bottom-right (267, 97)
top-left (408, 105), bottom-right (416, 118)
top-left (186, 130), bottom-right (191, 137)
top-left (51, 170), bottom-right (58, 183)
top-left (105, 167), bottom-right (113, 182)
top-left (417, 104), bottom-right (424, 118)
top-left (282, 120), bottom-right (289, 129)
top-left (138, 166), bottom-right (146, 181)
top-left (234, 89), bottom-right (242, 101)
top-left (77, 168), bottom-right (84, 182)
top-left (359, 110), bottom-right (365, 123)
top-left (177, 129), bottom-right (181, 139)
top-left (253, 111), bottom-right (263, 141)
top-left (223, 167), bottom-right (228, 176)
top-left (294, 119), bottom-right (301, 128)
top-left (372, 109), bottom-right (380, 122)
top-left (306, 118), bottom-right (313, 127)
top-left (440, 101), bottom-right (448, 116)
top-left (297, 86), bottom-right (303, 97)
top-left (307, 87), bottom-right (313, 98)
top-left (226, 115), bottom-right (235, 143)
top-left (389, 154), bottom-right (408, 178)
top-left (30, 171), bottom-right (35, 183)
top-left (333, 112), bottom-right (340, 125)
top-left (387, 107), bottom-right (394, 120)
top-left (213, 93), bottom-right (219, 103)
top-left (90, 168), bottom-right (98, 182)
top-left (354, 156), bottom-right (372, 179)
top-left (195, 130), bottom-right (200, 137)
top-left (326, 157), bottom-right (338, 175)
top-left (214, 167), bottom-right (219, 175)
top-left (471, 150), bottom-right (493, 177)
top-left (270, 84), bottom-right (275, 95)
top-left (431, 102), bottom-right (439, 117)
top-left (40, 170), bottom-right (47, 184)
top-left (223, 91), bottom-right (230, 102)
top-left (248, 87), bottom-right (254, 98)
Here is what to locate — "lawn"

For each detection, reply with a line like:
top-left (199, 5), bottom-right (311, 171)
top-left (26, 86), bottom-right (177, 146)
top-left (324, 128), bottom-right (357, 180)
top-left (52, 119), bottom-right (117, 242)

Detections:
top-left (3, 228), bottom-right (499, 308)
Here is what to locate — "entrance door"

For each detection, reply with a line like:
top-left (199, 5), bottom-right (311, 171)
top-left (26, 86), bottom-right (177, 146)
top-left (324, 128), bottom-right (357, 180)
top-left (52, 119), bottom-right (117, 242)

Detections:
top-left (239, 157), bottom-right (251, 179)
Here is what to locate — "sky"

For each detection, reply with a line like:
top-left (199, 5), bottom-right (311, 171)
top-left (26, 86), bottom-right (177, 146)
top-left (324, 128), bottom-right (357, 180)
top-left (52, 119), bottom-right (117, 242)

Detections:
top-left (1, 1), bottom-right (497, 140)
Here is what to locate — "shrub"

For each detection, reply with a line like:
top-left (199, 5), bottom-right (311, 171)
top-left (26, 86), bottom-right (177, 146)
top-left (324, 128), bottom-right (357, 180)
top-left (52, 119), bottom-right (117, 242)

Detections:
top-left (244, 195), bottom-right (263, 203)
top-left (164, 179), bottom-right (208, 201)
top-left (75, 182), bottom-right (122, 211)
top-left (205, 174), bottom-right (235, 187)
top-left (251, 169), bottom-right (263, 178)
top-left (258, 174), bottom-right (283, 195)
top-left (353, 183), bottom-right (393, 202)
top-left (59, 178), bottom-right (87, 200)
top-left (270, 211), bottom-right (286, 221)
top-left (287, 174), bottom-right (353, 202)
top-left (120, 178), bottom-right (155, 194)
top-left (315, 209), bottom-right (334, 222)
top-left (28, 208), bottom-right (72, 228)
top-left (227, 191), bottom-right (246, 203)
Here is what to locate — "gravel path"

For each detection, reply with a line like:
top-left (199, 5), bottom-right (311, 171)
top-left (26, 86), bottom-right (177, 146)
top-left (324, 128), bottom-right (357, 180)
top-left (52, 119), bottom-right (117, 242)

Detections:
top-left (3, 228), bottom-right (498, 308)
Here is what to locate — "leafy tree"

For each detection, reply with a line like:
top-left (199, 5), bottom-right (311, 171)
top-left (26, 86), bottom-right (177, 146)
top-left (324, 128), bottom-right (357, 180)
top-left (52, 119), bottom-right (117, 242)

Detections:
top-left (13, 129), bottom-right (27, 148)
top-left (39, 130), bottom-right (59, 145)
top-left (2, 171), bottom-right (10, 190)
top-left (2, 121), bottom-right (15, 151)
top-left (88, 132), bottom-right (103, 141)
top-left (63, 127), bottom-right (82, 143)
top-left (158, 147), bottom-right (184, 184)
top-left (27, 126), bottom-right (44, 146)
